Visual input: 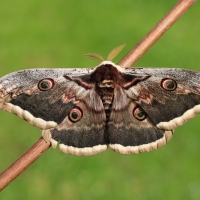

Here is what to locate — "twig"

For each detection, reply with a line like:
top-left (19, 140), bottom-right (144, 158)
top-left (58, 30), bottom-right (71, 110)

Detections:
top-left (0, 0), bottom-right (196, 192)
top-left (119, 0), bottom-right (196, 68)
top-left (0, 138), bottom-right (50, 191)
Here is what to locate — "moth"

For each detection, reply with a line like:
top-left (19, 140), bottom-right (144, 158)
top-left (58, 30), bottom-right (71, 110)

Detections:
top-left (0, 45), bottom-right (200, 156)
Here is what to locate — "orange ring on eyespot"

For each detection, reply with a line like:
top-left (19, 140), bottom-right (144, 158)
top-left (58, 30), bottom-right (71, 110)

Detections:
top-left (133, 106), bottom-right (146, 121)
top-left (161, 78), bottom-right (177, 91)
top-left (38, 78), bottom-right (54, 91)
top-left (69, 107), bottom-right (83, 123)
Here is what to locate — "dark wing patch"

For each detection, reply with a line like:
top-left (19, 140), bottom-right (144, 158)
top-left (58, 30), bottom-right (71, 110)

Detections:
top-left (125, 68), bottom-right (200, 130)
top-left (43, 89), bottom-right (108, 156)
top-left (107, 86), bottom-right (173, 154)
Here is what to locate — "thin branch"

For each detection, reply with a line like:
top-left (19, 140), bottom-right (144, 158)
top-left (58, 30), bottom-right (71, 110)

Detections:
top-left (119, 0), bottom-right (196, 68)
top-left (0, 0), bottom-right (196, 192)
top-left (0, 138), bottom-right (50, 191)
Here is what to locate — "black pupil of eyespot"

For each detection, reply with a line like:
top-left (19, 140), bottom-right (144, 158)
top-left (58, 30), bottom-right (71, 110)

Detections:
top-left (41, 82), bottom-right (49, 89)
top-left (166, 81), bottom-right (174, 89)
top-left (137, 110), bottom-right (144, 118)
top-left (71, 112), bottom-right (79, 119)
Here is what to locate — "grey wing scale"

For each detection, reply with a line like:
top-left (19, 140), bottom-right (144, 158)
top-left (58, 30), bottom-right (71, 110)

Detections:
top-left (0, 68), bottom-right (107, 156)
top-left (0, 68), bottom-right (93, 129)
top-left (1, 63), bottom-right (200, 156)
top-left (125, 68), bottom-right (200, 130)
top-left (43, 86), bottom-right (107, 156)
top-left (108, 67), bottom-right (200, 154)
top-left (107, 83), bottom-right (173, 154)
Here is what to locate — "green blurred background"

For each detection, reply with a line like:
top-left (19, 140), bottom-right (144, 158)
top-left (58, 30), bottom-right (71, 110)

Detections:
top-left (1, 0), bottom-right (200, 199)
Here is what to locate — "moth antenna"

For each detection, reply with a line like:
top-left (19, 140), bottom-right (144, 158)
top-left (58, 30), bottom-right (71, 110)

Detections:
top-left (107, 44), bottom-right (126, 61)
top-left (84, 53), bottom-right (104, 62)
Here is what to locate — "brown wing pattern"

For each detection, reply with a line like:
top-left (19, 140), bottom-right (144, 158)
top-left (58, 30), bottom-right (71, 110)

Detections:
top-left (1, 63), bottom-right (200, 156)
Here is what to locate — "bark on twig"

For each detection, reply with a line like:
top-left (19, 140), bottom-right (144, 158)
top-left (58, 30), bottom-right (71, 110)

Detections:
top-left (0, 138), bottom-right (50, 191)
top-left (119, 0), bottom-right (196, 67)
top-left (0, 0), bottom-right (196, 192)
